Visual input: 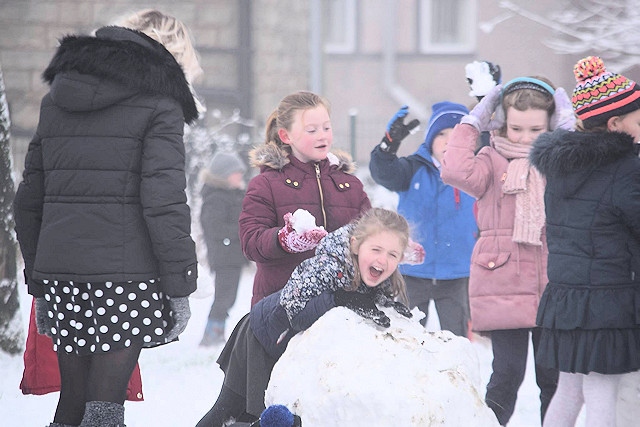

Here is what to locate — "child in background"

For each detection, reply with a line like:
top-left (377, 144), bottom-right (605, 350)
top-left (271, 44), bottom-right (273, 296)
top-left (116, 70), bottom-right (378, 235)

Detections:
top-left (239, 90), bottom-right (371, 307)
top-left (369, 102), bottom-right (476, 338)
top-left (199, 150), bottom-right (248, 346)
top-left (13, 9), bottom-right (201, 427)
top-left (441, 76), bottom-right (575, 425)
top-left (195, 208), bottom-right (416, 426)
top-left (531, 56), bottom-right (640, 427)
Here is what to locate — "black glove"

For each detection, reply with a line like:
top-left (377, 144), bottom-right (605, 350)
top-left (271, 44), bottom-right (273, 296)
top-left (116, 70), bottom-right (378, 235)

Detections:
top-left (374, 291), bottom-right (413, 318)
top-left (333, 288), bottom-right (390, 328)
top-left (379, 105), bottom-right (420, 155)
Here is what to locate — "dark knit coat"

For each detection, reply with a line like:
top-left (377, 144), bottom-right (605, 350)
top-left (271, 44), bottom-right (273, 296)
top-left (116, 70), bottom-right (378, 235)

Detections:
top-left (239, 143), bottom-right (370, 306)
top-left (199, 172), bottom-right (247, 270)
top-left (530, 129), bottom-right (640, 333)
top-left (13, 26), bottom-right (198, 298)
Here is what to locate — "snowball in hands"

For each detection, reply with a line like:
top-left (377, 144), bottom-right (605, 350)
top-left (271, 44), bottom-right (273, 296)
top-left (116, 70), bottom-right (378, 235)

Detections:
top-left (278, 210), bottom-right (327, 253)
top-left (290, 209), bottom-right (323, 234)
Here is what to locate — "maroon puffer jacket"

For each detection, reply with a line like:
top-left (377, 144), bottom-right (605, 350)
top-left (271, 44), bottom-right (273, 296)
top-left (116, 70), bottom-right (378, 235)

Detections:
top-left (239, 143), bottom-right (370, 306)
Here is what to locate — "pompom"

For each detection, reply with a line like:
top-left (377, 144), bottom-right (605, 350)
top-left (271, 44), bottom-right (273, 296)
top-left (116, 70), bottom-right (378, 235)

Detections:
top-left (573, 56), bottom-right (606, 82)
top-left (260, 404), bottom-right (294, 427)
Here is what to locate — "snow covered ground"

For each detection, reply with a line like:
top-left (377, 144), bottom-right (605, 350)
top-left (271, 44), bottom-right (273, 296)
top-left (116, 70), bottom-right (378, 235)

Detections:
top-left (1, 263), bottom-right (583, 426)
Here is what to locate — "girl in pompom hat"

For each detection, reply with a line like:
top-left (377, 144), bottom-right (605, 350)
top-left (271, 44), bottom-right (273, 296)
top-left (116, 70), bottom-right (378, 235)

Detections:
top-left (369, 101), bottom-right (477, 339)
top-left (441, 75), bottom-right (576, 425)
top-left (530, 56), bottom-right (640, 427)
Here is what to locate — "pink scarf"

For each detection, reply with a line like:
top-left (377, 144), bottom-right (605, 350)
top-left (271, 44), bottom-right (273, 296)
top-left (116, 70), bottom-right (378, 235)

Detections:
top-left (492, 136), bottom-right (546, 246)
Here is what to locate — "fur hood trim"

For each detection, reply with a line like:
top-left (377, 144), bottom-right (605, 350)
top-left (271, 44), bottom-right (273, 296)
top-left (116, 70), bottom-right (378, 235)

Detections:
top-left (248, 142), bottom-right (357, 173)
top-left (530, 129), bottom-right (636, 176)
top-left (42, 26), bottom-right (198, 123)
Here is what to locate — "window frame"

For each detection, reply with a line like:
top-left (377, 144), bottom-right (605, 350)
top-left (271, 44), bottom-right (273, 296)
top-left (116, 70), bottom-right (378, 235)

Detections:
top-left (323, 0), bottom-right (357, 54)
top-left (419, 0), bottom-right (477, 54)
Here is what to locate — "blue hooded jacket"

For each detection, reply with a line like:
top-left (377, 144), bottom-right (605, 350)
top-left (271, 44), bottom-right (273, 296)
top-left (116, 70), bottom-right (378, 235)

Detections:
top-left (369, 102), bottom-right (477, 279)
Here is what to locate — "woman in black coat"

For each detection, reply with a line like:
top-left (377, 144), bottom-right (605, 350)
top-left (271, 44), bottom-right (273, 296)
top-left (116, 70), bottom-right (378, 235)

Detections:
top-left (13, 9), bottom-right (201, 427)
top-left (530, 56), bottom-right (640, 427)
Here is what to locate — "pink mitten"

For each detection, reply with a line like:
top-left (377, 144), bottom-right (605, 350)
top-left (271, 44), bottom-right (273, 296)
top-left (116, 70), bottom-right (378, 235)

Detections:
top-left (278, 213), bottom-right (328, 253)
top-left (402, 238), bottom-right (426, 265)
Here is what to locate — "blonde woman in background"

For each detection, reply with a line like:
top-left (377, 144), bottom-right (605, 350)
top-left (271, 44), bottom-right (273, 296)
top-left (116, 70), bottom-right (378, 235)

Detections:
top-left (13, 9), bottom-right (202, 427)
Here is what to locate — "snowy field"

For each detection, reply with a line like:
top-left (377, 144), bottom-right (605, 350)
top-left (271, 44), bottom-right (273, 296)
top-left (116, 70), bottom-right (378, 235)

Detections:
top-left (1, 263), bottom-right (582, 427)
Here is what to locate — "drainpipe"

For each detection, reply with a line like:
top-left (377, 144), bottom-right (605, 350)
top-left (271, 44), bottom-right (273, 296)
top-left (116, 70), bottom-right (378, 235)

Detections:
top-left (309, 0), bottom-right (323, 94)
top-left (383, 0), bottom-right (428, 121)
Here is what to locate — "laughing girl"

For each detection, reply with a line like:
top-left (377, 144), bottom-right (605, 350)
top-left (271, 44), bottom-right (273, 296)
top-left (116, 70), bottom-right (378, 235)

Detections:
top-left (195, 208), bottom-right (416, 426)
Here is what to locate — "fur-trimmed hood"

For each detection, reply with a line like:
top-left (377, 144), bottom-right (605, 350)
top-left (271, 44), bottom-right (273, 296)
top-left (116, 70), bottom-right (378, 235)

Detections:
top-left (248, 142), bottom-right (357, 173)
top-left (42, 26), bottom-right (198, 123)
top-left (531, 128), bottom-right (637, 196)
top-left (530, 129), bottom-right (636, 176)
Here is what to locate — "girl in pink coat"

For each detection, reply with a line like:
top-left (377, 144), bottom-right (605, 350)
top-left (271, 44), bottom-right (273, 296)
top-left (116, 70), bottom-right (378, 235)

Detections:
top-left (441, 77), bottom-right (575, 426)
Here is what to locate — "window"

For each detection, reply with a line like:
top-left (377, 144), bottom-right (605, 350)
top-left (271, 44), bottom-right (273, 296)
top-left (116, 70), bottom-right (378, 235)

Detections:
top-left (420, 0), bottom-right (476, 54)
top-left (323, 0), bottom-right (357, 54)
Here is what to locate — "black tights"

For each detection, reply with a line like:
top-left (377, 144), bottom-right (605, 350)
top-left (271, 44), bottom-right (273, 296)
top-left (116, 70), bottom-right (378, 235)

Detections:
top-left (53, 345), bottom-right (142, 426)
top-left (196, 386), bottom-right (258, 427)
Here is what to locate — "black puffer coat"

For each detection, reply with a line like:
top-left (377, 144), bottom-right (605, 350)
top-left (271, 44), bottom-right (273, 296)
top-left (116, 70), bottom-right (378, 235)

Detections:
top-left (530, 129), bottom-right (640, 331)
top-left (13, 26), bottom-right (198, 298)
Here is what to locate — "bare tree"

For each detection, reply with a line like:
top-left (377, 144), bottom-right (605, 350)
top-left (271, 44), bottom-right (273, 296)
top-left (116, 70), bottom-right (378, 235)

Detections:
top-left (495, 0), bottom-right (640, 71)
top-left (0, 64), bottom-right (23, 355)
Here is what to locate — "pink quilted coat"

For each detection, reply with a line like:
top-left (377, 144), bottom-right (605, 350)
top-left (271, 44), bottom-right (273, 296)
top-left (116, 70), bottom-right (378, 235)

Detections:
top-left (441, 124), bottom-right (549, 331)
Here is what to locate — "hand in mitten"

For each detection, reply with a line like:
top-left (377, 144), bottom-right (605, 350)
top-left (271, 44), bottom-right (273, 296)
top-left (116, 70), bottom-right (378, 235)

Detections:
top-left (165, 297), bottom-right (191, 342)
top-left (374, 291), bottom-right (413, 318)
top-left (333, 288), bottom-right (390, 328)
top-left (550, 87), bottom-right (576, 131)
top-left (402, 238), bottom-right (425, 265)
top-left (379, 105), bottom-right (421, 154)
top-left (35, 297), bottom-right (53, 337)
top-left (461, 84), bottom-right (504, 132)
top-left (278, 212), bottom-right (328, 253)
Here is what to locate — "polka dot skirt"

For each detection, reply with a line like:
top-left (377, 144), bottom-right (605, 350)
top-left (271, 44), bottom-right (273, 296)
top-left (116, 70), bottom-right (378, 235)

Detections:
top-left (42, 279), bottom-right (175, 355)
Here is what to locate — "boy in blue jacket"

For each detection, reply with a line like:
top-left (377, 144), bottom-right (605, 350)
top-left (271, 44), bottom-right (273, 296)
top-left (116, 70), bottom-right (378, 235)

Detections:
top-left (369, 102), bottom-right (476, 337)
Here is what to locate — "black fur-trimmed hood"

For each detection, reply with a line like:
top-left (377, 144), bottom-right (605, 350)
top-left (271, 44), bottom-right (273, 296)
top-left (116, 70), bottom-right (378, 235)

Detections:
top-left (42, 26), bottom-right (198, 123)
top-left (248, 141), bottom-right (357, 173)
top-left (530, 128), bottom-right (636, 177)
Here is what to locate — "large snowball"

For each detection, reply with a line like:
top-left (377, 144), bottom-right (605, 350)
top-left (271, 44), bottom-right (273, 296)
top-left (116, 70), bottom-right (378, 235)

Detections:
top-left (266, 307), bottom-right (499, 426)
top-left (291, 209), bottom-right (320, 233)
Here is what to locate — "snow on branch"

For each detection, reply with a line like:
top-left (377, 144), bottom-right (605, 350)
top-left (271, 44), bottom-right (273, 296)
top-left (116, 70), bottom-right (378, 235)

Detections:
top-left (496, 0), bottom-right (640, 71)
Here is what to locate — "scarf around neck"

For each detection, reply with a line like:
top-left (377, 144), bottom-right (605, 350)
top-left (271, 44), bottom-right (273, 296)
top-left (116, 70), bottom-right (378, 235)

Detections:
top-left (492, 136), bottom-right (546, 246)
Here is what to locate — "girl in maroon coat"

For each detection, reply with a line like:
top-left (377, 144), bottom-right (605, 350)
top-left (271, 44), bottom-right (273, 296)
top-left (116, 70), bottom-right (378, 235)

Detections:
top-left (239, 91), bottom-right (371, 307)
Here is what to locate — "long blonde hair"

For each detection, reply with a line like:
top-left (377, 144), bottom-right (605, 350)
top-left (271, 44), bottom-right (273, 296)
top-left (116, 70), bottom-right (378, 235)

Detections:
top-left (348, 208), bottom-right (409, 304)
top-left (263, 91), bottom-right (331, 154)
top-left (115, 9), bottom-right (203, 86)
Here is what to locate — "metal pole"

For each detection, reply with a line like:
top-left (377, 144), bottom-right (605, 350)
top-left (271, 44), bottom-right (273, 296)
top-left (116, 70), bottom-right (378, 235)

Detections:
top-left (349, 108), bottom-right (358, 161)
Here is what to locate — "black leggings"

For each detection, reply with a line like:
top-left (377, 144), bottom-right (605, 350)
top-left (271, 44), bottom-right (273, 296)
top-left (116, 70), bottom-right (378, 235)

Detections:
top-left (53, 344), bottom-right (142, 426)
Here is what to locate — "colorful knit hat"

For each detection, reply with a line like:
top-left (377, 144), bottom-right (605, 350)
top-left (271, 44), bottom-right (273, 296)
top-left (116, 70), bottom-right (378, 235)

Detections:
top-left (572, 56), bottom-right (640, 127)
